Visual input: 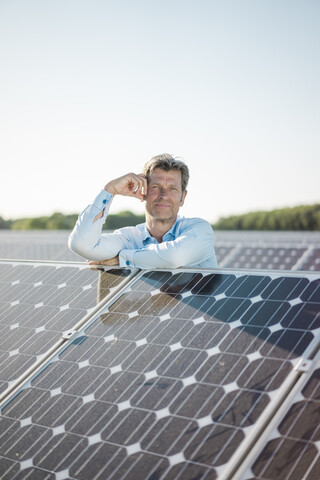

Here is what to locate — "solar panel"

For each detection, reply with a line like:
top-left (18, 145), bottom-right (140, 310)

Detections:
top-left (0, 231), bottom-right (81, 262)
top-left (1, 268), bottom-right (319, 479)
top-left (215, 231), bottom-right (320, 245)
top-left (300, 247), bottom-right (320, 271)
top-left (0, 261), bottom-right (135, 399)
top-left (239, 354), bottom-right (320, 480)
top-left (223, 246), bottom-right (308, 270)
top-left (214, 232), bottom-right (320, 271)
top-left (214, 245), bottom-right (238, 267)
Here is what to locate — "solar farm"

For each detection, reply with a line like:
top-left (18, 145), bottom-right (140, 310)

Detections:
top-left (0, 230), bottom-right (319, 479)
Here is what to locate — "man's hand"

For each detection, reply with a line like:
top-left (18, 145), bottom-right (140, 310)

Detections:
top-left (104, 173), bottom-right (147, 202)
top-left (87, 256), bottom-right (120, 266)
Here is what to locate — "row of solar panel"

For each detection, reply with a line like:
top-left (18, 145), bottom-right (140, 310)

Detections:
top-left (0, 260), bottom-right (319, 479)
top-left (0, 231), bottom-right (320, 270)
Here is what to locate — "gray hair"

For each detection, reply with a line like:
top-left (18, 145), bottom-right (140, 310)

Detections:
top-left (143, 153), bottom-right (189, 192)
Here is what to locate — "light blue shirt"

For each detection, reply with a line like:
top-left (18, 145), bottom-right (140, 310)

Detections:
top-left (69, 190), bottom-right (217, 269)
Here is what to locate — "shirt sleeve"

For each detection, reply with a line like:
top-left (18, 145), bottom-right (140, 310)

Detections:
top-left (119, 219), bottom-right (215, 269)
top-left (68, 190), bottom-right (126, 260)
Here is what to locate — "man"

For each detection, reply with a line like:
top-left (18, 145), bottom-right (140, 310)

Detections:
top-left (68, 154), bottom-right (217, 269)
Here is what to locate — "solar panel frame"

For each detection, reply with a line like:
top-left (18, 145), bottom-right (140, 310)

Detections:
top-left (1, 266), bottom-right (319, 480)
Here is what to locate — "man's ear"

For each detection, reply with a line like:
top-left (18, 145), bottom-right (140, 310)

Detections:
top-left (180, 190), bottom-right (187, 206)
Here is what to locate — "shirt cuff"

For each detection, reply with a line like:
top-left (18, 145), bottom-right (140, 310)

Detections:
top-left (119, 249), bottom-right (136, 268)
top-left (93, 190), bottom-right (113, 209)
top-left (91, 190), bottom-right (113, 222)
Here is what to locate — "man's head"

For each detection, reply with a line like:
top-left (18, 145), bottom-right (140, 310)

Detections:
top-left (143, 154), bottom-right (189, 226)
top-left (143, 153), bottom-right (189, 193)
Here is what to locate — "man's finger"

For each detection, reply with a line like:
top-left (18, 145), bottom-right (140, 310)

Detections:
top-left (86, 256), bottom-right (119, 266)
top-left (138, 174), bottom-right (148, 196)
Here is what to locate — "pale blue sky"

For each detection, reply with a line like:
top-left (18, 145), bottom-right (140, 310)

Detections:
top-left (0, 0), bottom-right (319, 223)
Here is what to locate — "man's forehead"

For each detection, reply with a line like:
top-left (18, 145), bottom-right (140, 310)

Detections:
top-left (148, 168), bottom-right (182, 184)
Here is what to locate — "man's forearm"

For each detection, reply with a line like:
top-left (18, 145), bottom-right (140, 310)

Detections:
top-left (118, 229), bottom-right (215, 269)
top-left (68, 190), bottom-right (123, 260)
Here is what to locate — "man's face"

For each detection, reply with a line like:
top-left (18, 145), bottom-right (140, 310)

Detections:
top-left (144, 168), bottom-right (187, 222)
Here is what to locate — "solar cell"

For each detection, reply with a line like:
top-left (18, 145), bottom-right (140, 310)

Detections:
top-left (0, 268), bottom-right (319, 479)
top-left (0, 261), bottom-right (134, 399)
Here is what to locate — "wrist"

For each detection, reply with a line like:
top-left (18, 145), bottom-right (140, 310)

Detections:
top-left (104, 182), bottom-right (117, 195)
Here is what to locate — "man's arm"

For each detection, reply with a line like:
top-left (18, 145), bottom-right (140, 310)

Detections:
top-left (68, 173), bottom-right (147, 261)
top-left (88, 219), bottom-right (216, 269)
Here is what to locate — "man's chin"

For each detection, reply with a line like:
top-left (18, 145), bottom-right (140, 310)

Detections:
top-left (146, 206), bottom-right (177, 222)
top-left (152, 213), bottom-right (177, 223)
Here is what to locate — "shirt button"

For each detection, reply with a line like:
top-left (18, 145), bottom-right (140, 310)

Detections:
top-left (126, 261), bottom-right (130, 266)
top-left (102, 199), bottom-right (107, 204)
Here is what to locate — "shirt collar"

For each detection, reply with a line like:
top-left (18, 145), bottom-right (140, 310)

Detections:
top-left (142, 217), bottom-right (181, 244)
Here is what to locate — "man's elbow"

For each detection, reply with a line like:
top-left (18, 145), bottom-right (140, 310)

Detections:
top-left (68, 233), bottom-right (88, 259)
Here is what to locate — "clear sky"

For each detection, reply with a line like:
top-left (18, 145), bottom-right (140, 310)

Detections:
top-left (0, 0), bottom-right (319, 224)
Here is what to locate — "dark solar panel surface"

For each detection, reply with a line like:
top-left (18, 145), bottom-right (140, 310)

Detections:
top-left (243, 357), bottom-right (320, 480)
top-left (1, 269), bottom-right (319, 479)
top-left (0, 261), bottom-right (133, 397)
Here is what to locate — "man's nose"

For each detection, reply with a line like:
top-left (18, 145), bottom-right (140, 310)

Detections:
top-left (158, 187), bottom-right (168, 197)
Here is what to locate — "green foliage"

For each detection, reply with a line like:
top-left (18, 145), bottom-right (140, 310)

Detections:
top-left (213, 204), bottom-right (320, 231)
top-left (11, 213), bottom-right (79, 230)
top-left (7, 211), bottom-right (145, 230)
top-left (104, 212), bottom-right (145, 230)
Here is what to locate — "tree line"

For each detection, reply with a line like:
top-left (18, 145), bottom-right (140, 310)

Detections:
top-left (0, 203), bottom-right (319, 230)
top-left (0, 211), bottom-right (146, 231)
top-left (213, 204), bottom-right (320, 230)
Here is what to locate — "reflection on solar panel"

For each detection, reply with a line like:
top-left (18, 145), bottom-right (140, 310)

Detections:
top-left (1, 267), bottom-right (319, 479)
top-left (0, 261), bottom-right (134, 399)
